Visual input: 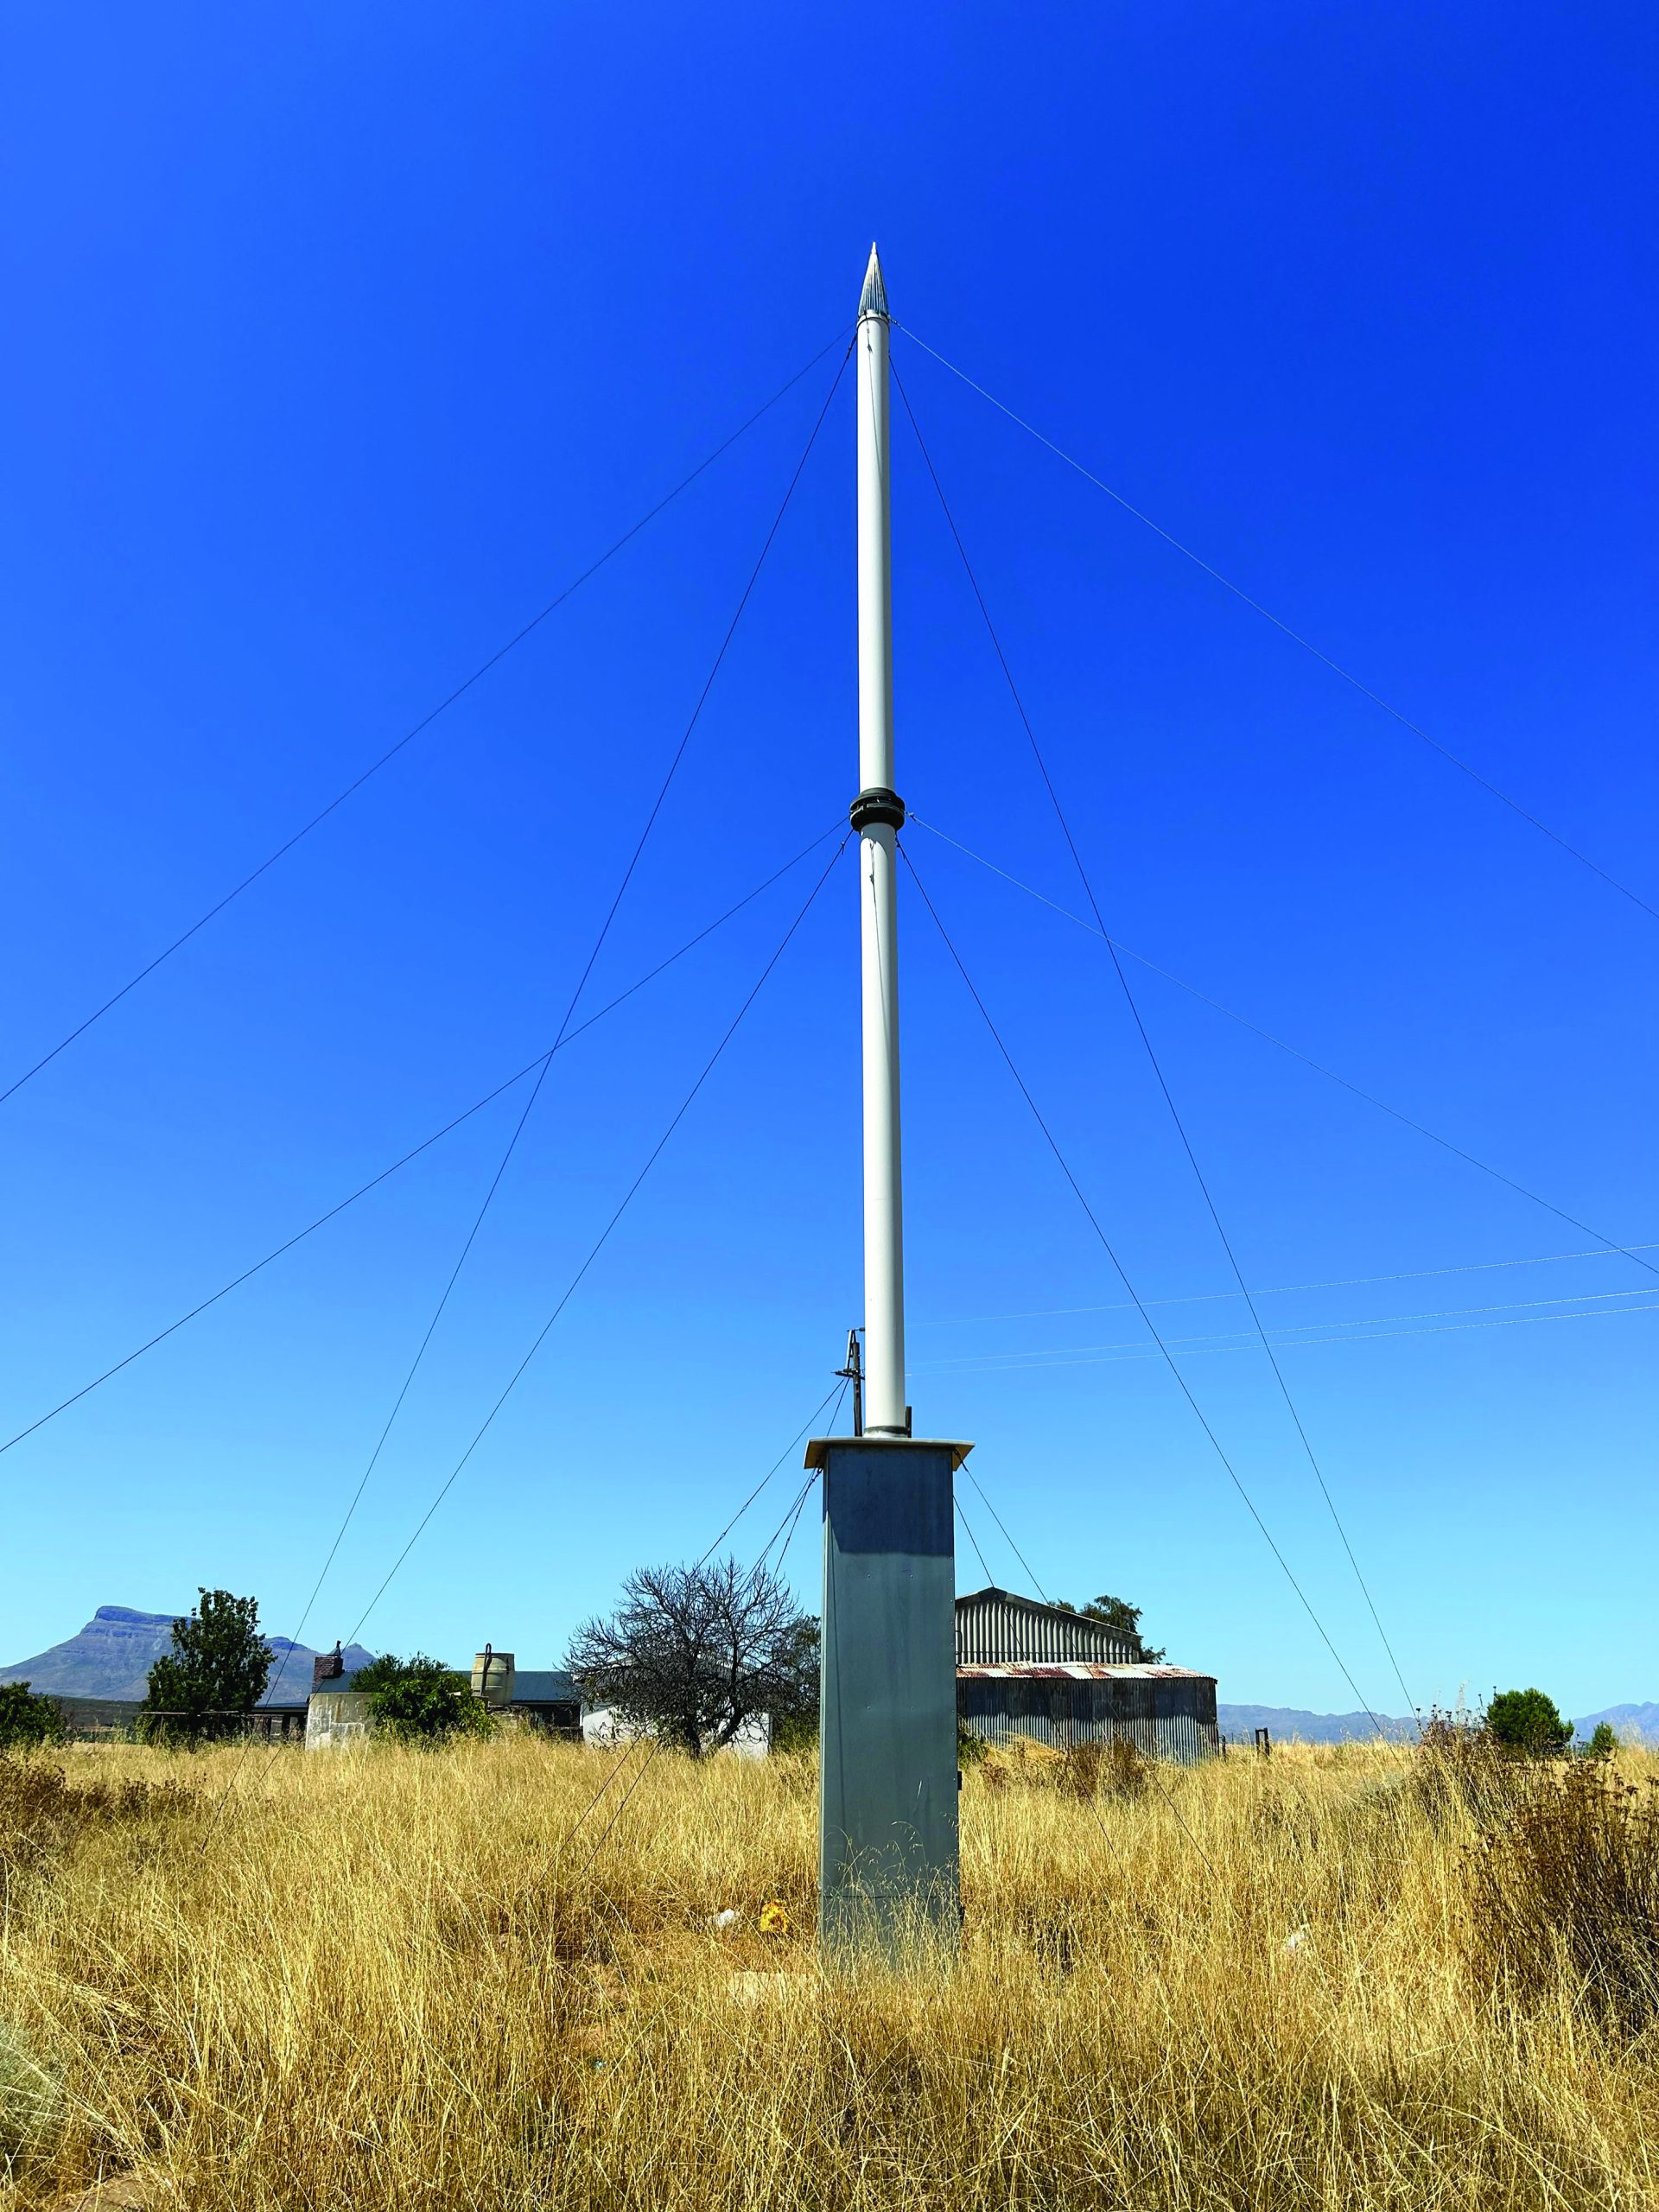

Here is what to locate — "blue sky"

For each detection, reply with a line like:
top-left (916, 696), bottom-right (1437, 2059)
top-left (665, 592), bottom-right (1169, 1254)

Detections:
top-left (2, 3), bottom-right (1654, 1719)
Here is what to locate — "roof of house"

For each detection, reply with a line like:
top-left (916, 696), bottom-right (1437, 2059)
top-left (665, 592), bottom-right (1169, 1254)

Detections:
top-left (315, 1670), bottom-right (369, 1695)
top-left (512, 1670), bottom-right (580, 1704)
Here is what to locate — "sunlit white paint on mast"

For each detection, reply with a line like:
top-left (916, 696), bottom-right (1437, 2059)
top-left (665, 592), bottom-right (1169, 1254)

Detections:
top-left (855, 244), bottom-right (907, 1437)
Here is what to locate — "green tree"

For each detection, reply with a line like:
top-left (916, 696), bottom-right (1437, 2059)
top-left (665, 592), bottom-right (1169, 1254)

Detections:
top-left (1053, 1592), bottom-right (1166, 1663)
top-left (0, 1681), bottom-right (67, 1751)
top-left (142, 1589), bottom-right (272, 1745)
top-left (1485, 1687), bottom-right (1573, 1758)
top-left (1585, 1721), bottom-right (1618, 1761)
top-left (353, 1654), bottom-right (493, 1745)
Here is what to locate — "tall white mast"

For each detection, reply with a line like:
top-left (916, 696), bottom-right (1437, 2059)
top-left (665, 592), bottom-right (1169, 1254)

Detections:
top-left (812, 246), bottom-right (963, 1950)
top-left (854, 243), bottom-right (907, 1438)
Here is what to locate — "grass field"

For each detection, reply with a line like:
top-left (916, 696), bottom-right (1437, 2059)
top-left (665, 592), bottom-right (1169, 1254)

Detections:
top-left (2, 1732), bottom-right (1656, 2209)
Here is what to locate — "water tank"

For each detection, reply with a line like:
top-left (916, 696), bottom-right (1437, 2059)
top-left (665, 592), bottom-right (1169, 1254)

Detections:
top-left (472, 1649), bottom-right (515, 1708)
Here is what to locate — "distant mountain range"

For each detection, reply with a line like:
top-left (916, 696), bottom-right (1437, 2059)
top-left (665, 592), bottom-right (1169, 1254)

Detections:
top-left (1570, 1702), bottom-right (1659, 1744)
top-left (1220, 1701), bottom-right (1656, 1745)
top-left (1219, 1704), bottom-right (1416, 1745)
top-left (0, 1607), bottom-right (376, 1705)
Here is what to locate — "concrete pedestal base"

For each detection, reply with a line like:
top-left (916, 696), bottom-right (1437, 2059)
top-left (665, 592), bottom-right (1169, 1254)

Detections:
top-left (809, 1434), bottom-right (971, 1949)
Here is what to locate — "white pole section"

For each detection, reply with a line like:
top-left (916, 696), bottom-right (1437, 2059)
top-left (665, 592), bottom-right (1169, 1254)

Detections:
top-left (854, 245), bottom-right (907, 1438)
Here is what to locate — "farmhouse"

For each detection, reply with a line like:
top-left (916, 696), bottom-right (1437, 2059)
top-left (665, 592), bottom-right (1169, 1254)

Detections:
top-left (300, 1604), bottom-right (1217, 1764)
top-left (956, 1587), bottom-right (1220, 1763)
top-left (305, 1647), bottom-right (582, 1749)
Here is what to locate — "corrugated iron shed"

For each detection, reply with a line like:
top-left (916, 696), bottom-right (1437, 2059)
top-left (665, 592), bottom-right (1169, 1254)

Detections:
top-left (956, 1586), bottom-right (1135, 1666)
top-left (954, 1591), bottom-right (1220, 1764)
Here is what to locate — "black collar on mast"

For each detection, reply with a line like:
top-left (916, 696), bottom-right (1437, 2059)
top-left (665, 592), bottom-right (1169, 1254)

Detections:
top-left (850, 786), bottom-right (905, 833)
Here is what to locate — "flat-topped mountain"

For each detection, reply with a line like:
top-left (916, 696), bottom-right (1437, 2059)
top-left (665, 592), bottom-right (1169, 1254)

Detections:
top-left (0, 1606), bottom-right (375, 1704)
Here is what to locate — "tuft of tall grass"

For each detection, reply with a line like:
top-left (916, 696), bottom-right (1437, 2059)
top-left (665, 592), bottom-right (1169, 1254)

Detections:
top-left (0, 1734), bottom-right (1654, 2209)
top-left (1469, 1757), bottom-right (1659, 2037)
top-left (1057, 1734), bottom-right (1148, 1802)
top-left (0, 2021), bottom-right (60, 2177)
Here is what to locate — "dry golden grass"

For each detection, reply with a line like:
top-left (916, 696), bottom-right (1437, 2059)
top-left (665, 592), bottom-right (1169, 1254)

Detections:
top-left (2, 1732), bottom-right (1656, 2209)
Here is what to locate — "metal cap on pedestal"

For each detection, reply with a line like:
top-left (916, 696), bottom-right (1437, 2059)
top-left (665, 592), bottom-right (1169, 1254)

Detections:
top-left (805, 1434), bottom-right (972, 1471)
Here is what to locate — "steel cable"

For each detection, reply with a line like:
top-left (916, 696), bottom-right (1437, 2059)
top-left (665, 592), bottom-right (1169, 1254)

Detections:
top-left (3, 329), bottom-right (854, 1107)
top-left (0, 824), bottom-right (842, 1461)
top-left (901, 844), bottom-right (1390, 1738)
top-left (911, 814), bottom-right (1659, 1288)
top-left (893, 321), bottom-right (1658, 927)
top-left (342, 837), bottom-right (849, 1647)
top-left (256, 340), bottom-right (855, 1706)
top-left (200, 837), bottom-right (849, 1848)
top-left (896, 365), bottom-right (1417, 1721)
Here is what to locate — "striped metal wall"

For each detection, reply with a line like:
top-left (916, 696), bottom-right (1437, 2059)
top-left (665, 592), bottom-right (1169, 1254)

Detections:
top-left (957, 1674), bottom-right (1221, 1765)
top-left (955, 1590), bottom-right (1135, 1666)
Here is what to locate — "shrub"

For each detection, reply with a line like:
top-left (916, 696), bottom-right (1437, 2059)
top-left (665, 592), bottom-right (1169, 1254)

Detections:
top-left (0, 1760), bottom-right (75, 1885)
top-left (1413, 1707), bottom-right (1528, 1829)
top-left (771, 1708), bottom-right (819, 1756)
top-left (354, 1655), bottom-right (493, 1745)
top-left (0, 1686), bottom-right (65, 1754)
top-left (0, 1759), bottom-right (192, 1885)
top-left (957, 1719), bottom-right (989, 1769)
top-left (1468, 1760), bottom-right (1659, 2037)
top-left (1485, 1688), bottom-right (1573, 1758)
top-left (1585, 1722), bottom-right (1618, 1762)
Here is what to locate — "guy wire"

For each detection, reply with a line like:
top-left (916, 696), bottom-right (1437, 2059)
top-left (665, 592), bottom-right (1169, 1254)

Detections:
top-left (3, 328), bottom-right (855, 1107)
top-left (895, 362), bottom-right (1416, 1726)
top-left (900, 843), bottom-right (1389, 1738)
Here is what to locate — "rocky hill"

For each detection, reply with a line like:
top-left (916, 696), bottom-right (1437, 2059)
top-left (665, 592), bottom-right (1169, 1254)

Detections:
top-left (0, 1606), bottom-right (376, 1705)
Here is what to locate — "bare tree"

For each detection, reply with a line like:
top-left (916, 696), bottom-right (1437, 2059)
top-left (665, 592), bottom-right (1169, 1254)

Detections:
top-left (566, 1557), bottom-right (817, 1758)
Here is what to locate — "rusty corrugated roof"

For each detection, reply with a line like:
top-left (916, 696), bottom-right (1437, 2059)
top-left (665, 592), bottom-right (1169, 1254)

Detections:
top-left (957, 1662), bottom-right (1214, 1681)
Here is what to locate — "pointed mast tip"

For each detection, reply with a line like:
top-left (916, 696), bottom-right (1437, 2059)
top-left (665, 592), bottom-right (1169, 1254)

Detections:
top-left (859, 243), bottom-right (888, 321)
